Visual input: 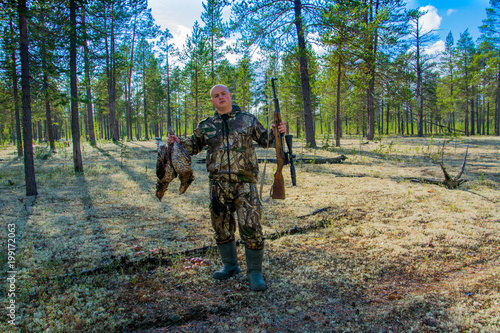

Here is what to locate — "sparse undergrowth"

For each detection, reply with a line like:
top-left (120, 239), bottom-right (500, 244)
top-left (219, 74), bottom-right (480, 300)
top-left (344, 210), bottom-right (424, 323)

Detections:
top-left (0, 136), bottom-right (499, 332)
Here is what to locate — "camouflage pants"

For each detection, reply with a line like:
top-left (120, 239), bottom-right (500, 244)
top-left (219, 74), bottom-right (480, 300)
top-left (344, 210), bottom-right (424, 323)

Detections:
top-left (209, 180), bottom-right (264, 250)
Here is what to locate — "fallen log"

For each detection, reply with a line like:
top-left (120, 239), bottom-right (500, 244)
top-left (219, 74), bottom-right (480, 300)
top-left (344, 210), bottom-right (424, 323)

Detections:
top-left (196, 155), bottom-right (348, 165)
top-left (258, 155), bottom-right (348, 164)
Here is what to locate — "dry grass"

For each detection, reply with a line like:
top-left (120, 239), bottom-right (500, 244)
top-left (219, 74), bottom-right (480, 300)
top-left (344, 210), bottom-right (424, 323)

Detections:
top-left (0, 135), bottom-right (499, 332)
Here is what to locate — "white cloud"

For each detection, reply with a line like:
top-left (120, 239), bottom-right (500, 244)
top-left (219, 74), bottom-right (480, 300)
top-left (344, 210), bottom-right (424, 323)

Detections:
top-left (419, 5), bottom-right (442, 33)
top-left (447, 9), bottom-right (456, 16)
top-left (424, 40), bottom-right (445, 55)
top-left (169, 23), bottom-right (192, 49)
top-left (148, 0), bottom-right (203, 49)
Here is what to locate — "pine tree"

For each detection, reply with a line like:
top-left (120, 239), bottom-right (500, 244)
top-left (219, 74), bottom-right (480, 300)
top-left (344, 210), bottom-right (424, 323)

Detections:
top-left (457, 29), bottom-right (475, 136)
top-left (69, 0), bottom-right (83, 172)
top-left (201, 0), bottom-right (227, 87)
top-left (235, 52), bottom-right (254, 112)
top-left (360, 0), bottom-right (406, 140)
top-left (408, 8), bottom-right (439, 137)
top-left (17, 0), bottom-right (37, 196)
top-left (4, 1), bottom-right (23, 156)
top-left (184, 21), bottom-right (210, 126)
top-left (441, 32), bottom-right (456, 132)
top-left (321, 0), bottom-right (363, 146)
top-left (480, 0), bottom-right (500, 135)
top-left (81, 6), bottom-right (96, 146)
top-left (231, 0), bottom-right (323, 147)
top-left (159, 29), bottom-right (177, 130)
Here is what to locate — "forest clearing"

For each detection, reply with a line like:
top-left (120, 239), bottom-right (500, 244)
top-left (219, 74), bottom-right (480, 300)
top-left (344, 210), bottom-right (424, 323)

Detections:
top-left (0, 135), bottom-right (499, 332)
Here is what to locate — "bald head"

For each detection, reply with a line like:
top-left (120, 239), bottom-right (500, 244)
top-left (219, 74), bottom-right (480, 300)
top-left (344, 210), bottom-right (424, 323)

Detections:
top-left (210, 84), bottom-right (230, 98)
top-left (210, 84), bottom-right (233, 114)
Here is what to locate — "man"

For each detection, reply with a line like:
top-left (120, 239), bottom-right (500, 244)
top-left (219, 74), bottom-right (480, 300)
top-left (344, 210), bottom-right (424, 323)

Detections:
top-left (168, 84), bottom-right (286, 291)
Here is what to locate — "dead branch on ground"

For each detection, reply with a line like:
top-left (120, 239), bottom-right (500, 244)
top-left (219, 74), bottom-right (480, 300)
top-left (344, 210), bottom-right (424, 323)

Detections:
top-left (407, 142), bottom-right (468, 189)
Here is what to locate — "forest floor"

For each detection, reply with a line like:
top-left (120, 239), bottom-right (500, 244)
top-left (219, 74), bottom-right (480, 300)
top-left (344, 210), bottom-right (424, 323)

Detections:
top-left (0, 135), bottom-right (499, 333)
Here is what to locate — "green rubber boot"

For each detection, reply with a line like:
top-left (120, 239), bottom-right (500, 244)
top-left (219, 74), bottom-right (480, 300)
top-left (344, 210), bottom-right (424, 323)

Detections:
top-left (212, 240), bottom-right (240, 280)
top-left (245, 248), bottom-right (267, 291)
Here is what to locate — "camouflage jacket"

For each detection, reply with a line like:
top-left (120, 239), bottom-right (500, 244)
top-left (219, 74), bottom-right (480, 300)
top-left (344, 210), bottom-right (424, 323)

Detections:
top-left (180, 105), bottom-right (275, 183)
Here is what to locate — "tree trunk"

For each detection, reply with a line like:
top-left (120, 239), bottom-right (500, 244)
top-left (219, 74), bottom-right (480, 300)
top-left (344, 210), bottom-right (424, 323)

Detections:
top-left (143, 56), bottom-right (149, 140)
top-left (465, 88), bottom-right (469, 136)
top-left (294, 0), bottom-right (316, 147)
top-left (18, 0), bottom-right (37, 196)
top-left (166, 47), bottom-right (172, 130)
top-left (70, 0), bottom-right (83, 172)
top-left (38, 120), bottom-right (42, 143)
top-left (482, 91), bottom-right (485, 135)
top-left (81, 7), bottom-right (96, 146)
top-left (496, 68), bottom-right (500, 136)
top-left (364, 0), bottom-right (378, 141)
top-left (104, 5), bottom-right (118, 142)
top-left (415, 17), bottom-right (424, 137)
top-left (126, 14), bottom-right (138, 141)
top-left (386, 103), bottom-right (389, 135)
top-left (335, 57), bottom-right (341, 147)
top-left (476, 93), bottom-right (480, 135)
top-left (397, 105), bottom-right (400, 134)
top-left (471, 97), bottom-right (475, 135)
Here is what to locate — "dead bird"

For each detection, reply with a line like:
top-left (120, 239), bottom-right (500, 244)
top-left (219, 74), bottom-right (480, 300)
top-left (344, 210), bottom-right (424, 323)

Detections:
top-left (168, 128), bottom-right (195, 194)
top-left (155, 139), bottom-right (176, 201)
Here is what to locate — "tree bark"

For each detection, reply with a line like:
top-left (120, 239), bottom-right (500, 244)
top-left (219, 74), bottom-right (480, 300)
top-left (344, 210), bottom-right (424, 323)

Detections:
top-left (166, 45), bottom-right (172, 130)
top-left (18, 0), bottom-right (37, 196)
top-left (70, 0), bottom-right (83, 172)
top-left (496, 66), bottom-right (500, 136)
top-left (487, 101), bottom-right (490, 135)
top-left (415, 17), bottom-right (424, 137)
top-left (82, 7), bottom-right (96, 146)
top-left (471, 97), bottom-right (475, 135)
top-left (365, 0), bottom-right (379, 141)
top-left (335, 57), bottom-right (341, 147)
top-left (294, 0), bottom-right (316, 147)
top-left (104, 5), bottom-right (118, 142)
top-left (386, 103), bottom-right (389, 135)
top-left (143, 47), bottom-right (149, 140)
top-left (126, 13), bottom-right (138, 141)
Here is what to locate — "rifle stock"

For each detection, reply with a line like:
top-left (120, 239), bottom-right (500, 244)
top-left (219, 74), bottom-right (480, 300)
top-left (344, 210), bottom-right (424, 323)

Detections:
top-left (271, 78), bottom-right (285, 199)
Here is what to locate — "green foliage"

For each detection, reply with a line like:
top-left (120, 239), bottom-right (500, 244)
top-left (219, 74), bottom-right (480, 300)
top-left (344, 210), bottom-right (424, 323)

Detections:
top-left (0, 0), bottom-right (499, 161)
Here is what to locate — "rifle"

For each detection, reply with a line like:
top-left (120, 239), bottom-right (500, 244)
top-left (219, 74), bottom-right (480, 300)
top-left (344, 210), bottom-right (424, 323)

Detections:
top-left (271, 78), bottom-right (285, 199)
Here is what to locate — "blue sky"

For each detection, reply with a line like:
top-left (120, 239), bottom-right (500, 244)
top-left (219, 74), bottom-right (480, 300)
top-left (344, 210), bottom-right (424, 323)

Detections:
top-left (148, 0), bottom-right (491, 56)
top-left (407, 0), bottom-right (489, 42)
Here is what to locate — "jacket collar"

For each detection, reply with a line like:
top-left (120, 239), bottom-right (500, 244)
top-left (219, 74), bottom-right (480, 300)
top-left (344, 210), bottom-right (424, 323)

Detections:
top-left (213, 105), bottom-right (241, 120)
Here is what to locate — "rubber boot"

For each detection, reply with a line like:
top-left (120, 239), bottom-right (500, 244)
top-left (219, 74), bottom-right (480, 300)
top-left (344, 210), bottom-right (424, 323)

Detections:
top-left (212, 240), bottom-right (240, 280)
top-left (245, 248), bottom-right (267, 291)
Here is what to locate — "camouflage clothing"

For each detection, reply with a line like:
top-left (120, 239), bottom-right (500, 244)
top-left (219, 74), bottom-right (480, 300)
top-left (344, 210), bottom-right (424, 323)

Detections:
top-left (180, 105), bottom-right (275, 183)
top-left (180, 105), bottom-right (274, 250)
top-left (209, 180), bottom-right (264, 250)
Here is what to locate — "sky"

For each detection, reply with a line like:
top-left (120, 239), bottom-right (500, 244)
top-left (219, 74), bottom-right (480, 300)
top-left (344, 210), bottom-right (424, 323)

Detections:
top-left (408, 0), bottom-right (490, 53)
top-left (147, 0), bottom-right (491, 58)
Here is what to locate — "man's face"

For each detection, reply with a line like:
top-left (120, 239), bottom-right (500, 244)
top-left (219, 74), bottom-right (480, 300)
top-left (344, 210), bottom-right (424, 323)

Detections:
top-left (210, 85), bottom-right (232, 112)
